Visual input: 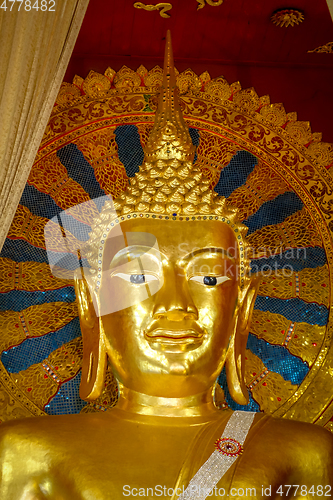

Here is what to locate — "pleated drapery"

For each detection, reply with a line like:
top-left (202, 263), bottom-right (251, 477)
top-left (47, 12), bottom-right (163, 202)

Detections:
top-left (0, 1), bottom-right (90, 249)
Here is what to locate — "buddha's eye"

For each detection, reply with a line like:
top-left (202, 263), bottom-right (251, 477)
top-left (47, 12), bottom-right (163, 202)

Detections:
top-left (112, 272), bottom-right (158, 284)
top-left (189, 276), bottom-right (231, 286)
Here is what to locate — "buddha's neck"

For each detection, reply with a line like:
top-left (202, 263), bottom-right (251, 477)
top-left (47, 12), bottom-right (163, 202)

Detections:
top-left (116, 384), bottom-right (220, 418)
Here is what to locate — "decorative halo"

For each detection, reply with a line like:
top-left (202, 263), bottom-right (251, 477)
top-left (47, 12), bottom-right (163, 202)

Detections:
top-left (215, 437), bottom-right (243, 457)
top-left (0, 64), bottom-right (332, 436)
top-left (271, 9), bottom-right (304, 28)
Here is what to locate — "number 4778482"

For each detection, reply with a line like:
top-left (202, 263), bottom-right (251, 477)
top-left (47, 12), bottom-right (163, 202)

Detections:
top-left (0, 0), bottom-right (55, 11)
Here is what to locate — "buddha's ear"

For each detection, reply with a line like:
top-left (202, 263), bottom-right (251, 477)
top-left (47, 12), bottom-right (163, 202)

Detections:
top-left (74, 269), bottom-right (107, 401)
top-left (225, 275), bottom-right (261, 405)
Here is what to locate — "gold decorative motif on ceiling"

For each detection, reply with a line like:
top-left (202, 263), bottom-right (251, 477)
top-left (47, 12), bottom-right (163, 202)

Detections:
top-left (196, 0), bottom-right (223, 9)
top-left (133, 2), bottom-right (172, 18)
top-left (308, 42), bottom-right (333, 53)
top-left (271, 9), bottom-right (304, 28)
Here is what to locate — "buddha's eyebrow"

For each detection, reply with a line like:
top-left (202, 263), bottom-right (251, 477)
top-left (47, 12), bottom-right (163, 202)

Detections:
top-left (110, 245), bottom-right (165, 267)
top-left (182, 247), bottom-right (236, 262)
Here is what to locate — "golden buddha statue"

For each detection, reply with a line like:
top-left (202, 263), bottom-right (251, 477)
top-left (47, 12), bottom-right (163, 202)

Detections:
top-left (0, 31), bottom-right (332, 500)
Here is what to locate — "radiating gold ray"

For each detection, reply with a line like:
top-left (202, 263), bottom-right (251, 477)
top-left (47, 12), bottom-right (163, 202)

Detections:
top-left (0, 258), bottom-right (73, 293)
top-left (251, 310), bottom-right (325, 366)
top-left (245, 349), bottom-right (297, 413)
top-left (257, 264), bottom-right (329, 306)
top-left (227, 160), bottom-right (290, 221)
top-left (28, 152), bottom-right (98, 226)
top-left (8, 205), bottom-right (82, 253)
top-left (13, 337), bottom-right (82, 409)
top-left (247, 207), bottom-right (323, 256)
top-left (195, 131), bottom-right (238, 188)
top-left (0, 303), bottom-right (78, 352)
top-left (74, 128), bottom-right (128, 198)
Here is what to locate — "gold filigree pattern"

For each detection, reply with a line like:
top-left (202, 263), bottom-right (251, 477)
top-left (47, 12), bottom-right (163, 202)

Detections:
top-left (133, 2), bottom-right (172, 18)
top-left (28, 153), bottom-right (98, 225)
top-left (13, 338), bottom-right (82, 409)
top-left (258, 265), bottom-right (329, 307)
top-left (259, 102), bottom-right (288, 127)
top-left (47, 337), bottom-right (83, 382)
top-left (227, 160), bottom-right (290, 221)
top-left (285, 121), bottom-right (312, 146)
top-left (251, 310), bottom-right (325, 366)
top-left (0, 258), bottom-right (73, 293)
top-left (82, 70), bottom-right (112, 98)
top-left (245, 350), bottom-right (297, 413)
top-left (55, 82), bottom-right (82, 107)
top-left (74, 128), bottom-right (129, 197)
top-left (0, 303), bottom-right (78, 352)
top-left (308, 42), bottom-right (333, 54)
top-left (113, 66), bottom-right (142, 88)
top-left (144, 66), bottom-right (164, 88)
top-left (0, 384), bottom-right (36, 423)
top-left (247, 207), bottom-right (323, 256)
top-left (195, 131), bottom-right (238, 188)
top-left (233, 87), bottom-right (260, 113)
top-left (204, 76), bottom-right (233, 101)
top-left (8, 204), bottom-right (82, 252)
top-left (81, 364), bottom-right (118, 413)
top-left (176, 70), bottom-right (201, 94)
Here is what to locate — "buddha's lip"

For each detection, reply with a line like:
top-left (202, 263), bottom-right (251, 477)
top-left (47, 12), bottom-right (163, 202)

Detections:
top-left (145, 329), bottom-right (203, 342)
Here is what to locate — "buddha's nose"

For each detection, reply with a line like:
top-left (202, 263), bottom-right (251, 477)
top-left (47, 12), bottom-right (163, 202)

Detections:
top-left (152, 268), bottom-right (198, 320)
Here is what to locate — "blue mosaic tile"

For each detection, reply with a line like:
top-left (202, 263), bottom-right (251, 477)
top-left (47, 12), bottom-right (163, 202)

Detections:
top-left (44, 371), bottom-right (87, 415)
top-left (57, 144), bottom-right (106, 208)
top-left (0, 239), bottom-right (48, 263)
top-left (247, 334), bottom-right (308, 384)
top-left (46, 251), bottom-right (89, 273)
top-left (115, 125), bottom-right (144, 178)
top-left (0, 287), bottom-right (76, 312)
top-left (189, 128), bottom-right (200, 163)
top-left (254, 296), bottom-right (328, 326)
top-left (251, 246), bottom-right (327, 273)
top-left (20, 184), bottom-right (62, 219)
top-left (244, 192), bottom-right (304, 235)
top-left (214, 150), bottom-right (258, 198)
top-left (1, 318), bottom-right (81, 373)
top-left (51, 212), bottom-right (91, 242)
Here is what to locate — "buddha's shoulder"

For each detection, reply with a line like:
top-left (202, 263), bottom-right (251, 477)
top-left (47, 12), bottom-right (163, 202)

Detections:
top-left (247, 412), bottom-right (333, 461)
top-left (0, 412), bottom-right (121, 447)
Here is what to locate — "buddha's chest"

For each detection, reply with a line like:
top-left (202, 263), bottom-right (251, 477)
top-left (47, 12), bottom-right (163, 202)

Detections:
top-left (40, 427), bottom-right (288, 500)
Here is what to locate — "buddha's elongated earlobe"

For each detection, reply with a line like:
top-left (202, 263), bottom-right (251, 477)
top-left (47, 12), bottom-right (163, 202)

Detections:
top-left (225, 313), bottom-right (249, 405)
top-left (225, 277), bottom-right (261, 405)
top-left (74, 271), bottom-right (107, 401)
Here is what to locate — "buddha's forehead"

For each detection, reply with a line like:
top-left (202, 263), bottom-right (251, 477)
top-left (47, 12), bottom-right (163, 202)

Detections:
top-left (102, 218), bottom-right (239, 264)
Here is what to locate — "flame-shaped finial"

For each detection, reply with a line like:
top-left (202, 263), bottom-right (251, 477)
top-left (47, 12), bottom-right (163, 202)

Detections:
top-left (144, 30), bottom-right (196, 162)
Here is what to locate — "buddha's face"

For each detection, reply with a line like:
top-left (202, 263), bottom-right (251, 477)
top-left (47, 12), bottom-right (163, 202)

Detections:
top-left (98, 218), bottom-right (242, 398)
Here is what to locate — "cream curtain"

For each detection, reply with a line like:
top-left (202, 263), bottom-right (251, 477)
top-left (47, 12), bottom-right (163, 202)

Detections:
top-left (0, 0), bottom-right (90, 250)
top-left (327, 0), bottom-right (333, 21)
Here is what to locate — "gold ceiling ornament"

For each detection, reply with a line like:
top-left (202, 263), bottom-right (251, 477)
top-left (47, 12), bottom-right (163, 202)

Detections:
top-left (308, 42), bottom-right (333, 53)
top-left (271, 9), bottom-right (304, 28)
top-left (197, 0), bottom-right (223, 9)
top-left (133, 2), bottom-right (172, 18)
